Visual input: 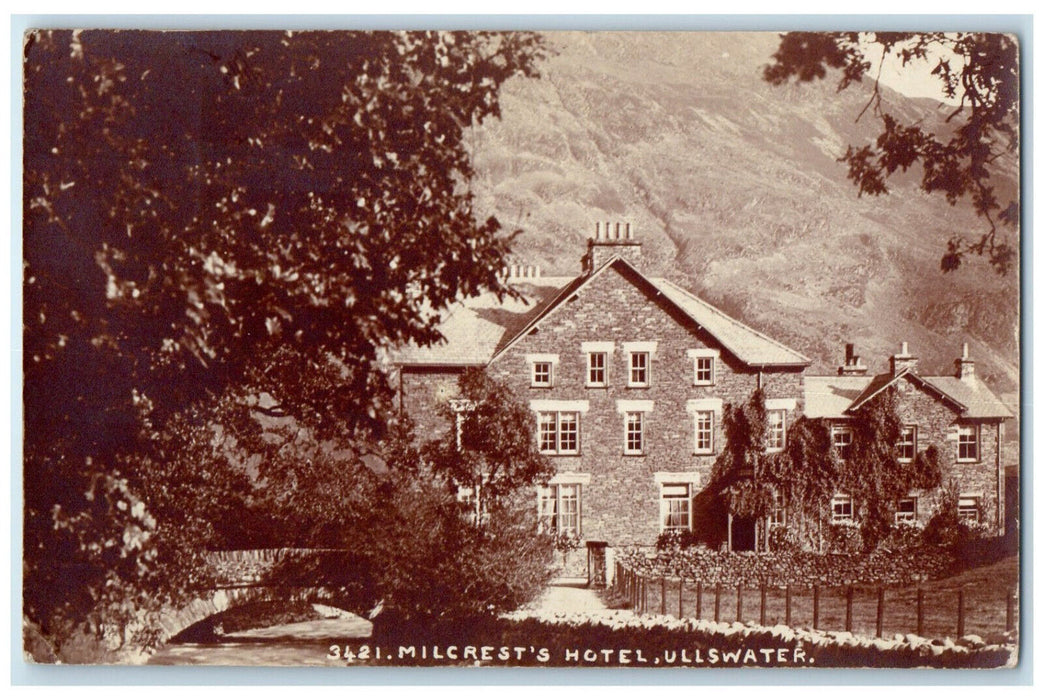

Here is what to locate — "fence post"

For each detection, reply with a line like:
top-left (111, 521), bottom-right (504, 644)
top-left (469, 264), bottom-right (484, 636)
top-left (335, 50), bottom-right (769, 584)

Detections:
top-left (714, 583), bottom-right (721, 623)
top-left (642, 575), bottom-right (648, 615)
top-left (696, 581), bottom-right (703, 620)
top-left (813, 585), bottom-right (819, 629)
top-left (679, 577), bottom-right (684, 619)
top-left (785, 585), bottom-right (792, 627)
top-left (957, 586), bottom-right (965, 638)
top-left (736, 583), bottom-right (743, 623)
top-left (876, 586), bottom-right (884, 638)
top-left (917, 588), bottom-right (924, 637)
top-left (760, 585), bottom-right (767, 626)
top-left (1007, 589), bottom-right (1016, 632)
top-left (660, 578), bottom-right (667, 616)
top-left (845, 586), bottom-right (853, 632)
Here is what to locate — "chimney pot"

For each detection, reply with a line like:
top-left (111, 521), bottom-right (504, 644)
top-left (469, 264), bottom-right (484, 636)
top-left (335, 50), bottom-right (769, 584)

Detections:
top-left (962, 342), bottom-right (969, 360)
top-left (901, 341), bottom-right (909, 355)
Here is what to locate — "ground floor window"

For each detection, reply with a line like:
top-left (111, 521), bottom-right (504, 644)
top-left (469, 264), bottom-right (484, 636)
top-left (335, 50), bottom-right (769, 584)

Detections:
top-left (770, 491), bottom-right (786, 527)
top-left (660, 483), bottom-right (692, 532)
top-left (895, 496), bottom-right (917, 524)
top-left (958, 496), bottom-right (981, 523)
top-left (831, 494), bottom-right (854, 523)
top-left (539, 483), bottom-right (581, 535)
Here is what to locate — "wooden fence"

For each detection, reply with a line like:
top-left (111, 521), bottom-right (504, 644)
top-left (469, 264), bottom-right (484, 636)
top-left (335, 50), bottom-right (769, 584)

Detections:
top-left (613, 562), bottom-right (1017, 640)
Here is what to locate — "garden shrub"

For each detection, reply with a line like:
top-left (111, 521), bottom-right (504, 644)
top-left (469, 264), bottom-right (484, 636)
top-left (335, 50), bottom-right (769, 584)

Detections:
top-left (656, 528), bottom-right (702, 551)
top-left (823, 522), bottom-right (863, 554)
top-left (766, 526), bottom-right (803, 554)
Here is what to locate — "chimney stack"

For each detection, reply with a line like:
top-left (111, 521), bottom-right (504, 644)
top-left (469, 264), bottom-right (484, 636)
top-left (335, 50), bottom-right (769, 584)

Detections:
top-left (955, 342), bottom-right (976, 384)
top-left (837, 342), bottom-right (868, 376)
top-left (889, 341), bottom-right (918, 376)
top-left (585, 220), bottom-right (642, 273)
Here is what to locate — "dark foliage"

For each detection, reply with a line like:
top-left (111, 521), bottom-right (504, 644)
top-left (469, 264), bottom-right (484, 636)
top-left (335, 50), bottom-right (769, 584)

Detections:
top-left (765, 32), bottom-right (1019, 274)
top-left (22, 29), bottom-right (546, 656)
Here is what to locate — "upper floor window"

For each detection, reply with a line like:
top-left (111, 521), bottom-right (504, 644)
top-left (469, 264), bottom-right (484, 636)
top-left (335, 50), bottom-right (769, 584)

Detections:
top-left (625, 411), bottom-right (645, 455)
top-left (538, 411), bottom-right (580, 455)
top-left (532, 361), bottom-right (553, 387)
top-left (766, 409), bottom-right (786, 452)
top-left (629, 352), bottom-right (649, 387)
top-left (895, 497), bottom-right (917, 524)
top-left (897, 425), bottom-right (917, 462)
top-left (831, 494), bottom-right (854, 523)
top-left (526, 354), bottom-right (559, 389)
top-left (693, 410), bottom-right (714, 455)
top-left (687, 348), bottom-right (720, 386)
top-left (957, 424), bottom-right (980, 462)
top-left (660, 483), bottom-right (691, 532)
top-left (539, 483), bottom-right (581, 535)
top-left (832, 425), bottom-right (853, 461)
top-left (587, 352), bottom-right (607, 387)
top-left (958, 496), bottom-right (981, 523)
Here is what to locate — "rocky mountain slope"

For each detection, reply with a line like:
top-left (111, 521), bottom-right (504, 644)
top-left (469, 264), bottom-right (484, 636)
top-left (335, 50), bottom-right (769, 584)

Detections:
top-left (469, 32), bottom-right (1019, 393)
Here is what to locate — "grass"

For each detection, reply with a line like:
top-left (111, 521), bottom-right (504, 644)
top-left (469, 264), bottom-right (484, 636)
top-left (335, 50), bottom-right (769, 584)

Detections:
top-left (616, 555), bottom-right (1019, 640)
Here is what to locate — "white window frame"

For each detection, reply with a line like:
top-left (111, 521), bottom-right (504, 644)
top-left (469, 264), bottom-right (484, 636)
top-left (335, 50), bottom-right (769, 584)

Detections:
top-left (895, 496), bottom-right (917, 524)
top-left (957, 424), bottom-right (980, 462)
top-left (659, 483), bottom-right (692, 532)
top-left (770, 491), bottom-right (786, 527)
top-left (587, 351), bottom-right (607, 387)
top-left (526, 353), bottom-right (559, 389)
top-left (582, 341), bottom-right (614, 388)
top-left (766, 409), bottom-right (787, 452)
top-left (622, 341), bottom-right (657, 388)
top-left (958, 495), bottom-right (981, 523)
top-left (831, 494), bottom-right (854, 523)
top-left (628, 352), bottom-right (649, 387)
top-left (687, 348), bottom-right (720, 387)
top-left (539, 483), bottom-right (582, 535)
top-left (693, 410), bottom-right (715, 455)
top-left (537, 411), bottom-right (580, 455)
top-left (624, 411), bottom-right (645, 455)
top-left (897, 425), bottom-right (917, 463)
top-left (832, 425), bottom-right (853, 461)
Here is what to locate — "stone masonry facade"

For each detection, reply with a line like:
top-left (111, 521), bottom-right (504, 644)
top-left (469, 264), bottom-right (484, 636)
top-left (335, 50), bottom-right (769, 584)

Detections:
top-left (393, 228), bottom-right (1012, 556)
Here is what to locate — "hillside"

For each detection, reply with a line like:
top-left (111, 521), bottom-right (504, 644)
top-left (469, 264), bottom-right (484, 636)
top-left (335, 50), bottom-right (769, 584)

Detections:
top-left (469, 32), bottom-right (1019, 394)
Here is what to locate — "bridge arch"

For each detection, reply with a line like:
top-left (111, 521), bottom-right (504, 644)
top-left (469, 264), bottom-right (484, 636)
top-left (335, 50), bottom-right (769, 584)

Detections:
top-left (156, 586), bottom-right (364, 644)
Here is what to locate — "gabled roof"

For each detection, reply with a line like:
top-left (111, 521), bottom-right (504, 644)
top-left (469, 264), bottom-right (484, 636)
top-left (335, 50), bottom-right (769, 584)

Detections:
top-left (920, 376), bottom-right (1016, 419)
top-left (803, 370), bottom-right (1013, 420)
top-left (488, 255), bottom-right (810, 368)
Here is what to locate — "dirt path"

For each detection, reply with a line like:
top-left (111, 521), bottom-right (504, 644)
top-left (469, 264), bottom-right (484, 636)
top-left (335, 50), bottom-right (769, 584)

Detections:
top-left (529, 577), bottom-right (610, 614)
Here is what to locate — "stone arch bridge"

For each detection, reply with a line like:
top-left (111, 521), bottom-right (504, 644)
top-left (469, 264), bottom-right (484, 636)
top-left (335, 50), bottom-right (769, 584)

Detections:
top-left (156, 549), bottom-right (368, 644)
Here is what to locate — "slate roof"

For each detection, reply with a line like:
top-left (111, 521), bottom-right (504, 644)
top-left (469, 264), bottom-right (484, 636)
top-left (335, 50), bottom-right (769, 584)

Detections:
top-left (394, 255), bottom-right (810, 369)
top-left (649, 277), bottom-right (811, 367)
top-left (803, 371), bottom-right (1013, 420)
top-left (388, 278), bottom-right (568, 366)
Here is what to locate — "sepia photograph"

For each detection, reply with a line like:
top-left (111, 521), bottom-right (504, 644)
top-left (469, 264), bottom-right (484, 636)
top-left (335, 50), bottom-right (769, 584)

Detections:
top-left (20, 27), bottom-right (1021, 670)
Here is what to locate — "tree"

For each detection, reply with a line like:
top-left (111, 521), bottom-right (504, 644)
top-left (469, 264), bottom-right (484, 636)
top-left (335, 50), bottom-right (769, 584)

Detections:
top-left (764, 32), bottom-right (1019, 274)
top-left (710, 388), bottom-right (777, 521)
top-left (765, 416), bottom-right (841, 547)
top-left (422, 368), bottom-right (554, 521)
top-left (22, 30), bottom-right (546, 656)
